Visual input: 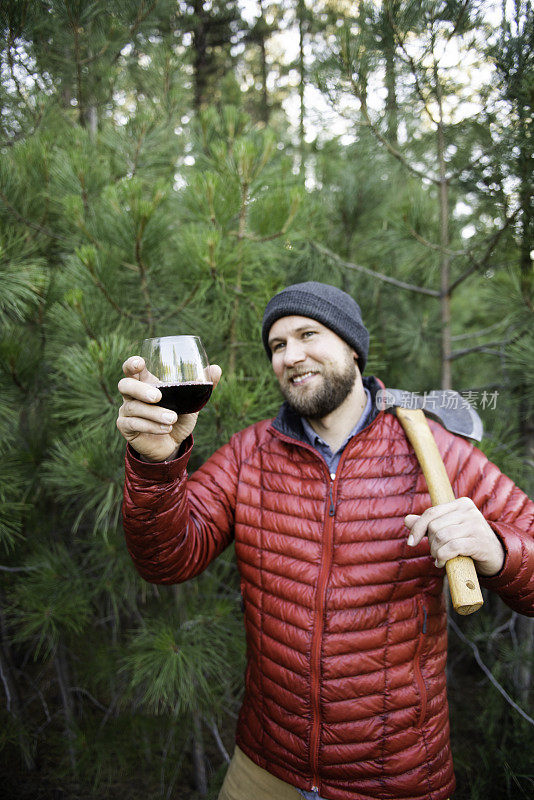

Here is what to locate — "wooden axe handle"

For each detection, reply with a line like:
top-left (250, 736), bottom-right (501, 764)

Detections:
top-left (396, 406), bottom-right (483, 615)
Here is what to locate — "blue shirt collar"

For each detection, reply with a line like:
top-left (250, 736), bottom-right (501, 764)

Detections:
top-left (301, 387), bottom-right (372, 470)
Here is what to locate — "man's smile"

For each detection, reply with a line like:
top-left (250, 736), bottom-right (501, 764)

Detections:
top-left (288, 370), bottom-right (320, 385)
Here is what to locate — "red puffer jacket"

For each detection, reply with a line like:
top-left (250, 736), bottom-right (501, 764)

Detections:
top-left (122, 381), bottom-right (534, 800)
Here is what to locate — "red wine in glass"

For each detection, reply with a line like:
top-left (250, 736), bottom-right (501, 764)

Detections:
top-left (156, 381), bottom-right (213, 415)
top-left (139, 335), bottom-right (213, 416)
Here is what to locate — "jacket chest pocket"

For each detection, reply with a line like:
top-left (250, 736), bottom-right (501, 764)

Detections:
top-left (413, 597), bottom-right (428, 728)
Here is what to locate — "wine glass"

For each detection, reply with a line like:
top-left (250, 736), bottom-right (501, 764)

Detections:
top-left (139, 335), bottom-right (213, 415)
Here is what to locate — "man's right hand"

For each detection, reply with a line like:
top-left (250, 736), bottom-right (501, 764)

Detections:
top-left (116, 356), bottom-right (222, 463)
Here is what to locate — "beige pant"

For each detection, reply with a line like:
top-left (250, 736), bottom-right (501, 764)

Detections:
top-left (218, 745), bottom-right (303, 800)
top-left (217, 745), bottom-right (450, 800)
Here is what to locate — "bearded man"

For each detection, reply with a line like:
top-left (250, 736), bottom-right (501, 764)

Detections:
top-left (117, 282), bottom-right (534, 800)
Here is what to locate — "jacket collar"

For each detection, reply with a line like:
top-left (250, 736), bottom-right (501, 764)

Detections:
top-left (271, 375), bottom-right (384, 445)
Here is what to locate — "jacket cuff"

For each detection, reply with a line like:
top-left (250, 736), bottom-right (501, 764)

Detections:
top-left (125, 436), bottom-right (193, 482)
top-left (480, 521), bottom-right (525, 591)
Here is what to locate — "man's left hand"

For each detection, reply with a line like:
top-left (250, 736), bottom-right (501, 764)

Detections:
top-left (405, 497), bottom-right (505, 577)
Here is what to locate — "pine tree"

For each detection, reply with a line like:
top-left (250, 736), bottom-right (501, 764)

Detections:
top-left (0, 3), bottom-right (307, 793)
top-left (487, 0), bottom-right (534, 491)
top-left (181, 0), bottom-right (247, 112)
top-left (242, 0), bottom-right (280, 124)
top-left (1, 3), bottom-right (532, 797)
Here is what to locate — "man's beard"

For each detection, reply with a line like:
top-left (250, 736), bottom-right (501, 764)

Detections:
top-left (280, 354), bottom-right (357, 419)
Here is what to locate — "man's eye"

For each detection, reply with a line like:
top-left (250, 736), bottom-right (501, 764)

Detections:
top-left (272, 342), bottom-right (285, 352)
top-left (302, 331), bottom-right (316, 339)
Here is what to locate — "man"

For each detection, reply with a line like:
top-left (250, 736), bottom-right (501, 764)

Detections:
top-left (118, 282), bottom-right (534, 800)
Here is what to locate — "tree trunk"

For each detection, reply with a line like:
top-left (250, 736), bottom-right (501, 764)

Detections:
top-left (513, 105), bottom-right (534, 698)
top-left (83, 104), bottom-right (98, 138)
top-left (517, 109), bottom-right (534, 494)
top-left (515, 615), bottom-right (534, 706)
top-left (228, 181), bottom-right (249, 375)
top-left (297, 0), bottom-right (306, 176)
top-left (192, 0), bottom-right (209, 112)
top-left (54, 642), bottom-right (77, 772)
top-left (258, 0), bottom-right (270, 124)
top-left (433, 56), bottom-right (452, 390)
top-left (383, 1), bottom-right (399, 146)
top-left (0, 601), bottom-right (21, 719)
top-left (192, 709), bottom-right (208, 796)
top-left (0, 601), bottom-right (34, 768)
top-left (357, 1), bottom-right (368, 111)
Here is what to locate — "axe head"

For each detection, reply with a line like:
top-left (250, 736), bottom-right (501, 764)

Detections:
top-left (377, 388), bottom-right (484, 441)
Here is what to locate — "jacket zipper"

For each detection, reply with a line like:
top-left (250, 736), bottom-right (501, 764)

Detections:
top-left (266, 427), bottom-right (367, 792)
top-left (309, 471), bottom-right (337, 793)
top-left (414, 598), bottom-right (428, 728)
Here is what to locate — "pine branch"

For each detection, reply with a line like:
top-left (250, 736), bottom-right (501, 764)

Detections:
top-left (70, 686), bottom-right (107, 713)
top-left (0, 650), bottom-right (12, 713)
top-left (6, 30), bottom-right (30, 109)
top-left (310, 241), bottom-right (441, 297)
top-left (449, 616), bottom-right (534, 727)
top-left (385, 6), bottom-right (498, 191)
top-left (76, 239), bottom-right (136, 322)
top-left (64, 1), bottom-right (85, 124)
top-left (81, 257), bottom-right (136, 320)
top-left (448, 209), bottom-right (520, 294)
top-left (8, 356), bottom-right (27, 391)
top-left (405, 222), bottom-right (467, 257)
top-left (77, 0), bottom-right (159, 69)
top-left (70, 295), bottom-right (98, 340)
top-left (0, 565), bottom-right (38, 572)
top-left (407, 208), bottom-right (519, 293)
top-left (34, 710), bottom-right (61, 736)
top-left (3, 32), bottom-right (49, 153)
top-left (74, 214), bottom-right (103, 248)
top-left (230, 185), bottom-right (300, 244)
top-left (446, 0), bottom-right (471, 41)
top-left (447, 141), bottom-right (502, 182)
top-left (158, 285), bottom-right (200, 323)
top-left (450, 341), bottom-right (506, 360)
top-left (487, 612), bottom-right (518, 643)
top-left (135, 225), bottom-right (154, 335)
top-left (98, 689), bottom-right (121, 729)
top-left (343, 28), bottom-right (437, 185)
top-left (79, 40), bottom-right (113, 66)
top-left (0, 189), bottom-right (70, 243)
top-left (450, 323), bottom-right (523, 361)
top-left (99, 379), bottom-right (115, 406)
top-left (131, 122), bottom-right (147, 178)
top-left (231, 228), bottom-right (287, 243)
top-left (109, 1), bottom-right (159, 68)
top-left (0, 107), bottom-right (44, 149)
top-left (203, 715), bottom-right (230, 763)
top-left (356, 93), bottom-right (438, 184)
top-left (54, 645), bottom-right (77, 770)
top-left (192, 708), bottom-right (208, 796)
top-left (20, 671), bottom-right (51, 722)
top-left (450, 265), bottom-right (488, 300)
top-left (451, 322), bottom-right (507, 341)
top-left (229, 180), bottom-right (250, 374)
top-left (386, 10), bottom-right (440, 128)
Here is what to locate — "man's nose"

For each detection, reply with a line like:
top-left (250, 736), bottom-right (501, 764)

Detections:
top-left (283, 339), bottom-right (306, 366)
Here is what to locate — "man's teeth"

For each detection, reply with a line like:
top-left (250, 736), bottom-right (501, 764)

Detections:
top-left (291, 372), bottom-right (315, 384)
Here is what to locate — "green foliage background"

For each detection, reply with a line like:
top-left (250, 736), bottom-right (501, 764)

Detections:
top-left (0, 1), bottom-right (532, 798)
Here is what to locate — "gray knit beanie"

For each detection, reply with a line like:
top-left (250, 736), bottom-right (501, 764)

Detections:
top-left (262, 281), bottom-right (370, 372)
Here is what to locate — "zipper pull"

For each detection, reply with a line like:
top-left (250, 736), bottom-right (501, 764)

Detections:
top-left (329, 484), bottom-right (335, 516)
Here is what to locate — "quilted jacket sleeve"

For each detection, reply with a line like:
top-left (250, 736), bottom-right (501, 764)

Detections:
top-left (430, 420), bottom-right (534, 616)
top-left (122, 435), bottom-right (240, 584)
